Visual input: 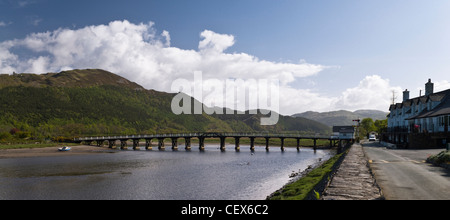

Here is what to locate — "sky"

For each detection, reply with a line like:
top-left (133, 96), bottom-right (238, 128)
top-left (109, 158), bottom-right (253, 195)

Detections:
top-left (1, 0), bottom-right (450, 115)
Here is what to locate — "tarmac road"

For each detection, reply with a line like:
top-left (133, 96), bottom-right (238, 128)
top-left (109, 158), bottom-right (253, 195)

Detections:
top-left (363, 142), bottom-right (450, 200)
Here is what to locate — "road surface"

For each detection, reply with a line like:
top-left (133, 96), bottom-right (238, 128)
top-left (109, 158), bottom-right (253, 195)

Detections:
top-left (363, 142), bottom-right (450, 200)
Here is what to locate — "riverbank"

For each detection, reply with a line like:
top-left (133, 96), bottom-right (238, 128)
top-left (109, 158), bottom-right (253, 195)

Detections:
top-left (0, 145), bottom-right (116, 159)
top-left (267, 147), bottom-right (347, 200)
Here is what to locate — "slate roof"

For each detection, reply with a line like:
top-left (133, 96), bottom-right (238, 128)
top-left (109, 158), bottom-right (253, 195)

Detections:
top-left (406, 89), bottom-right (450, 120)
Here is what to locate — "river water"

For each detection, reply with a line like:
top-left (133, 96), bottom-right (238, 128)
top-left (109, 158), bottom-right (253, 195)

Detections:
top-left (0, 144), bottom-right (333, 200)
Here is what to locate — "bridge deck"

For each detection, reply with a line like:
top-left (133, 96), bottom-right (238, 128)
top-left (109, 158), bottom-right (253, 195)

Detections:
top-left (75, 132), bottom-right (332, 141)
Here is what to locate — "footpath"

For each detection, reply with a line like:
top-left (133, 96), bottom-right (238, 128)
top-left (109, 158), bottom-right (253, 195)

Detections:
top-left (322, 143), bottom-right (383, 200)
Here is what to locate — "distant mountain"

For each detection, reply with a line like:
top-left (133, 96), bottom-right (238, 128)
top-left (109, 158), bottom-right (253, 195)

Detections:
top-left (0, 69), bottom-right (331, 139)
top-left (292, 110), bottom-right (388, 127)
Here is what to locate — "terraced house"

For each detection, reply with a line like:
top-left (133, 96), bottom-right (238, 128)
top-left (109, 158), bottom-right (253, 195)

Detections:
top-left (387, 79), bottom-right (450, 148)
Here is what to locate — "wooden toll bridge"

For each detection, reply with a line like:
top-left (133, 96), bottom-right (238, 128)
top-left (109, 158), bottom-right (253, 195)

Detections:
top-left (75, 132), bottom-right (346, 152)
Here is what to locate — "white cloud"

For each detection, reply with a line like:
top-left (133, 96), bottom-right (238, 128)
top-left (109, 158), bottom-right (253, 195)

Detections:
top-left (198, 30), bottom-right (235, 53)
top-left (0, 20), bottom-right (399, 115)
top-left (334, 75), bottom-right (402, 112)
top-left (0, 21), bottom-right (12, 27)
top-left (0, 20), bottom-right (325, 89)
top-left (435, 80), bottom-right (450, 93)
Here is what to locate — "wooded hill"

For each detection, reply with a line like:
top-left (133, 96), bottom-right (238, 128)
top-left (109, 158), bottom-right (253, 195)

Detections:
top-left (0, 69), bottom-right (331, 141)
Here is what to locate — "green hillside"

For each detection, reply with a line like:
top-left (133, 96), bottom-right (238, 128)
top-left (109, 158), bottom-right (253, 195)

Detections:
top-left (0, 69), bottom-right (330, 141)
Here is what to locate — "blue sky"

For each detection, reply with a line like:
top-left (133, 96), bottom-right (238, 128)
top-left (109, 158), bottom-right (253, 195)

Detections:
top-left (1, 0), bottom-right (450, 114)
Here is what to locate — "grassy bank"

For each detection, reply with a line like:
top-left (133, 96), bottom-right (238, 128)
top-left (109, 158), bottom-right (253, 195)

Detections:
top-left (427, 150), bottom-right (450, 167)
top-left (268, 150), bottom-right (347, 200)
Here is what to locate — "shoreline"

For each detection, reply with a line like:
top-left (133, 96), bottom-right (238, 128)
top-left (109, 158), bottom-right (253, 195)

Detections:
top-left (0, 141), bottom-right (332, 159)
top-left (0, 145), bottom-right (116, 159)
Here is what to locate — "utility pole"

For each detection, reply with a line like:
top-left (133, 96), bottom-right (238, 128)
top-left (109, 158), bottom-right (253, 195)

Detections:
top-left (353, 119), bottom-right (361, 143)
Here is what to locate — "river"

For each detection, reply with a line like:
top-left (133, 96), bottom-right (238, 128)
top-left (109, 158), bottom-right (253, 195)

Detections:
top-left (0, 144), bottom-right (334, 200)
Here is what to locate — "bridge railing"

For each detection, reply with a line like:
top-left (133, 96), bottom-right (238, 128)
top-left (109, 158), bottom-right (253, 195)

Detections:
top-left (74, 132), bottom-right (331, 142)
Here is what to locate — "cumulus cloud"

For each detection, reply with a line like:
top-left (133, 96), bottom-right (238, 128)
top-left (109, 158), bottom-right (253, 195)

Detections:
top-left (334, 75), bottom-right (402, 112)
top-left (434, 80), bottom-right (450, 93)
top-left (0, 20), bottom-right (400, 115)
top-left (0, 20), bottom-right (325, 89)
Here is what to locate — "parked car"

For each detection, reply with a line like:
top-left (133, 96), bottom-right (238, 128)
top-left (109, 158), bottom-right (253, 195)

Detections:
top-left (369, 135), bottom-right (377, 142)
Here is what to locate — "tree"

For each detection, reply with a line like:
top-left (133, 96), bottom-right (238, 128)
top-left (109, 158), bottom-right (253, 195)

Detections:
top-left (374, 119), bottom-right (388, 135)
top-left (360, 118), bottom-right (375, 139)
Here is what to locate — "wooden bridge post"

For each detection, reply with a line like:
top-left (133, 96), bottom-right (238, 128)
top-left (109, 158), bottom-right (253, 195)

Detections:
top-left (97, 140), bottom-right (104, 147)
top-left (158, 138), bottom-right (165, 150)
top-left (185, 137), bottom-right (191, 150)
top-left (296, 138), bottom-right (301, 151)
top-left (250, 137), bottom-right (255, 151)
top-left (120, 140), bottom-right (128, 150)
top-left (280, 138), bottom-right (285, 151)
top-left (199, 137), bottom-right (205, 151)
top-left (145, 139), bottom-right (153, 150)
top-left (109, 140), bottom-right (116, 149)
top-left (235, 137), bottom-right (240, 152)
top-left (133, 139), bottom-right (140, 150)
top-left (220, 137), bottom-right (226, 152)
top-left (313, 139), bottom-right (317, 151)
top-left (171, 137), bottom-right (178, 151)
top-left (265, 137), bottom-right (270, 151)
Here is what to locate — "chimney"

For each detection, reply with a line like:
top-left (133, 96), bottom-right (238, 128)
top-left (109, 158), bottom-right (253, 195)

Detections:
top-left (403, 89), bottom-right (410, 101)
top-left (425, 79), bottom-right (434, 96)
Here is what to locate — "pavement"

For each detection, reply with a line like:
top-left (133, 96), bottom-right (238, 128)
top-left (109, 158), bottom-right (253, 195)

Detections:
top-left (323, 141), bottom-right (450, 200)
top-left (322, 143), bottom-right (382, 200)
top-left (363, 142), bottom-right (450, 200)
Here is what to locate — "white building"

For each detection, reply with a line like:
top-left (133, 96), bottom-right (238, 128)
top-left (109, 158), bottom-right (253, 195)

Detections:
top-left (387, 79), bottom-right (450, 148)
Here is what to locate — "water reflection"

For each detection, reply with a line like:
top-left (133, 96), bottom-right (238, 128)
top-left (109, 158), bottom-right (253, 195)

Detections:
top-left (0, 144), bottom-right (333, 200)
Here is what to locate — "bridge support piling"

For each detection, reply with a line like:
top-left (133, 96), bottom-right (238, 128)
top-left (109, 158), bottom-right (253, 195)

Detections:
top-left (120, 140), bottom-right (128, 150)
top-left (133, 139), bottom-right (140, 150)
top-left (220, 137), bottom-right (226, 152)
top-left (145, 139), bottom-right (152, 150)
top-left (97, 140), bottom-right (104, 147)
top-left (250, 137), bottom-right (255, 151)
top-left (234, 137), bottom-right (240, 152)
top-left (296, 138), bottom-right (301, 152)
top-left (158, 138), bottom-right (165, 150)
top-left (338, 140), bottom-right (343, 154)
top-left (280, 138), bottom-right (285, 152)
top-left (265, 137), bottom-right (270, 151)
top-left (185, 137), bottom-right (191, 151)
top-left (171, 138), bottom-right (178, 151)
top-left (109, 140), bottom-right (116, 149)
top-left (199, 137), bottom-right (205, 151)
top-left (313, 139), bottom-right (317, 152)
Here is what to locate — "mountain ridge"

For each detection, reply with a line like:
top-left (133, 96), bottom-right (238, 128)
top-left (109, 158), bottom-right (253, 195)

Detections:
top-left (0, 69), bottom-right (331, 139)
top-left (292, 109), bottom-right (388, 127)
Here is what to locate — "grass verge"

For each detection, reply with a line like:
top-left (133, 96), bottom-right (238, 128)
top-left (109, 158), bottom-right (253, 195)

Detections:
top-left (427, 150), bottom-right (450, 166)
top-left (268, 150), bottom-right (347, 200)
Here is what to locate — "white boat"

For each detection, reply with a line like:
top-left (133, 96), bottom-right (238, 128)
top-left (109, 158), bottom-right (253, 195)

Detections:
top-left (58, 146), bottom-right (72, 151)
